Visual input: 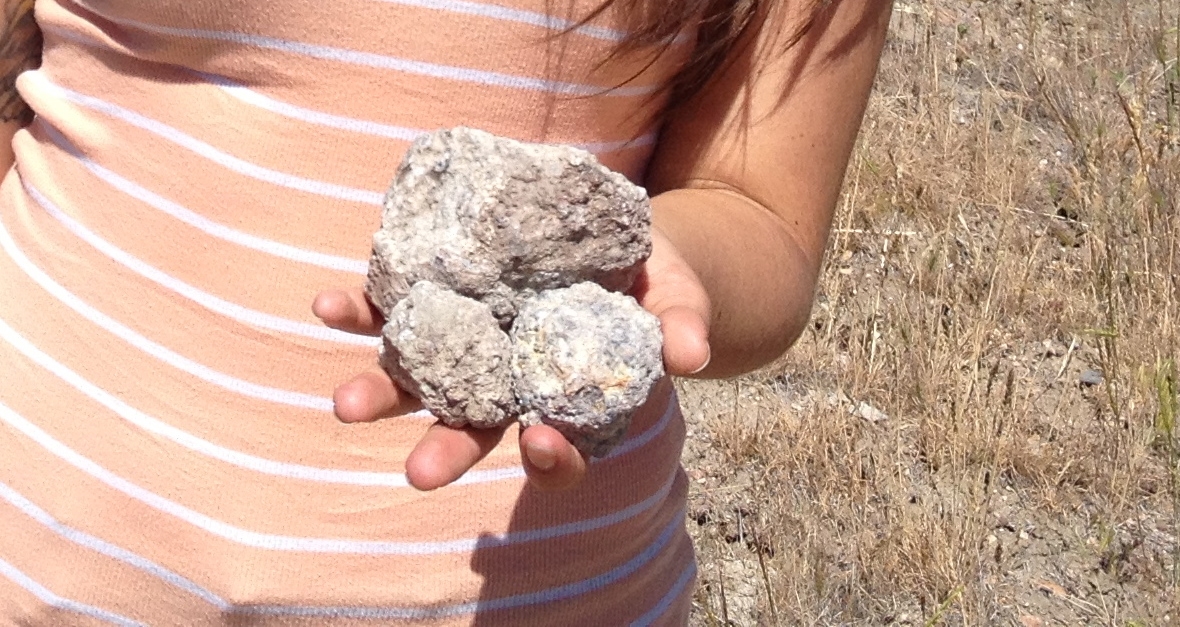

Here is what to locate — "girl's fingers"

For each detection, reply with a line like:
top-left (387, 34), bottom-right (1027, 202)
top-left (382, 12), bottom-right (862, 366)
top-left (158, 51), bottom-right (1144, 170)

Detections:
top-left (405, 422), bottom-right (507, 491)
top-left (313, 288), bottom-right (385, 336)
top-left (332, 371), bottom-right (589, 492)
top-left (333, 370), bottom-right (422, 423)
top-left (519, 425), bottom-right (589, 492)
top-left (407, 422), bottom-right (589, 492)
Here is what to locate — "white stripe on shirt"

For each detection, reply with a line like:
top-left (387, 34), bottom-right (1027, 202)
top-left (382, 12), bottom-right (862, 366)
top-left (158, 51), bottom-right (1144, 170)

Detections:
top-left (0, 304), bottom-right (673, 485)
top-left (24, 181), bottom-right (377, 346)
top-left (0, 479), bottom-right (687, 619)
top-left (201, 71), bottom-right (660, 153)
top-left (71, 0), bottom-right (659, 97)
top-left (0, 481), bottom-right (226, 608)
top-left (0, 477), bottom-right (689, 618)
top-left (0, 399), bottom-right (679, 555)
top-left (0, 213), bottom-right (338, 412)
top-left (630, 560), bottom-right (697, 626)
top-left (371, 0), bottom-right (627, 41)
top-left (33, 73), bottom-right (385, 206)
top-left (44, 24), bottom-right (661, 156)
top-left (41, 122), bottom-right (370, 275)
top-left (0, 557), bottom-right (145, 626)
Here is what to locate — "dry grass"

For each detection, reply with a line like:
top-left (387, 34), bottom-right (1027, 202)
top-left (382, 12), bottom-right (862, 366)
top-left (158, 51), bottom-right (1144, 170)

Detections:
top-left (680, 0), bottom-right (1180, 624)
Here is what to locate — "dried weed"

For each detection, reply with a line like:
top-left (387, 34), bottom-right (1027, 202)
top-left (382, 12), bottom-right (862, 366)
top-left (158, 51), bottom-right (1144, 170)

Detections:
top-left (682, 0), bottom-right (1180, 624)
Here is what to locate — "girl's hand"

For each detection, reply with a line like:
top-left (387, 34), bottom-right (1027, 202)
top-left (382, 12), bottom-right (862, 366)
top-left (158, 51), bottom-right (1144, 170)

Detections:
top-left (312, 227), bottom-right (710, 492)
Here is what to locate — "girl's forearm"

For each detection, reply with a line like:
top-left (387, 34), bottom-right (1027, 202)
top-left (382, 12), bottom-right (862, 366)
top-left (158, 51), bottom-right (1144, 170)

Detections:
top-left (653, 186), bottom-right (822, 378)
top-left (645, 0), bottom-right (893, 379)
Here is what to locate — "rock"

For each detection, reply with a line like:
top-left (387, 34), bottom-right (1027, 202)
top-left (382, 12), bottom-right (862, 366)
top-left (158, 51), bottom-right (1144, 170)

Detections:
top-left (1041, 339), bottom-right (1067, 357)
top-left (511, 283), bottom-right (664, 457)
top-left (854, 401), bottom-right (889, 423)
top-left (1078, 369), bottom-right (1103, 387)
top-left (1035, 580), bottom-right (1068, 598)
top-left (379, 282), bottom-right (515, 428)
top-left (366, 127), bottom-right (652, 326)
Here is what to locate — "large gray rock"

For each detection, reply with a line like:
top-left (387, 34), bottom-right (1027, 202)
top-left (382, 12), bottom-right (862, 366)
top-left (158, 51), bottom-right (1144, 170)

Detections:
top-left (379, 282), bottom-right (515, 428)
top-left (511, 283), bottom-right (664, 457)
top-left (365, 127), bottom-right (652, 326)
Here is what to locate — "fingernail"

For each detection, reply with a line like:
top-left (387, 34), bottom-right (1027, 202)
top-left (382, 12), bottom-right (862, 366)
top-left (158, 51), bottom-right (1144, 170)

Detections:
top-left (311, 295), bottom-right (327, 320)
top-left (690, 347), bottom-right (712, 375)
top-left (525, 442), bottom-right (558, 471)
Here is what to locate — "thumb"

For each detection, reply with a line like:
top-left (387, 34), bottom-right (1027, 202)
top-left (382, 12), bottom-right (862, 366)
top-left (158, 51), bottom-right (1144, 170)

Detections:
top-left (656, 304), bottom-right (710, 376)
top-left (634, 227), bottom-right (713, 376)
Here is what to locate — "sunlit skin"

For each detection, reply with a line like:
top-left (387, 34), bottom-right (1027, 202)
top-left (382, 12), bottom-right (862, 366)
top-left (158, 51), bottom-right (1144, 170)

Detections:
top-left (313, 0), bottom-right (895, 492)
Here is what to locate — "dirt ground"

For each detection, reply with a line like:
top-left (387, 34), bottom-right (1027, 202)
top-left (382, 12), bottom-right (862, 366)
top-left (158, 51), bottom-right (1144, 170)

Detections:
top-left (679, 0), bottom-right (1180, 624)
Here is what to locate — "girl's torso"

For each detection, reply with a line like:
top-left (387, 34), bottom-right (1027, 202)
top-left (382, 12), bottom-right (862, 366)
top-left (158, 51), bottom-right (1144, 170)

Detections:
top-left (0, 0), bottom-right (694, 624)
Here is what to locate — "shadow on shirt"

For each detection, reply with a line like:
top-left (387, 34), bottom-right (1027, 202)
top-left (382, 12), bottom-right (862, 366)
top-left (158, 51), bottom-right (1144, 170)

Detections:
top-left (467, 379), bottom-right (695, 626)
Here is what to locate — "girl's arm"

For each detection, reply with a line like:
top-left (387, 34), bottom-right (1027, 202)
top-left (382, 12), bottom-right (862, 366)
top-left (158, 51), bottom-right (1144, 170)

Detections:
top-left (647, 0), bottom-right (894, 378)
top-left (0, 0), bottom-right (41, 172)
top-left (314, 0), bottom-right (895, 490)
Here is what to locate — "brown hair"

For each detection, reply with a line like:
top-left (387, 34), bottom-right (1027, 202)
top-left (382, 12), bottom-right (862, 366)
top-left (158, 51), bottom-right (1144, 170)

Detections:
top-left (572, 0), bottom-right (824, 107)
top-left (0, 0), bottom-right (42, 125)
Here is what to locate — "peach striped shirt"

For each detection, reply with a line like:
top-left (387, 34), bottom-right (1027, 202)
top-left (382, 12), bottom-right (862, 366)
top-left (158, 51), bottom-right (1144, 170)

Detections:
top-left (0, 0), bottom-right (695, 624)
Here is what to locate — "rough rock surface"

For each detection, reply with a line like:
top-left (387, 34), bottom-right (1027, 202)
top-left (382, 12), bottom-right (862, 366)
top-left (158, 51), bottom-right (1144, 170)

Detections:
top-left (365, 127), bottom-right (652, 325)
top-left (379, 281), bottom-right (515, 428)
top-left (511, 282), bottom-right (664, 457)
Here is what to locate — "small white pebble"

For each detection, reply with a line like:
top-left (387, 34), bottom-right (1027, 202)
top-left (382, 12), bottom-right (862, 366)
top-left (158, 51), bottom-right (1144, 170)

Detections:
top-left (1017, 43), bottom-right (1024, 50)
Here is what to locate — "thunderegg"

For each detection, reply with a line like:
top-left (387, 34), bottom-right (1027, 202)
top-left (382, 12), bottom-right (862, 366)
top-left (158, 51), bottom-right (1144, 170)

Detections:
top-left (512, 283), bottom-right (665, 458)
top-left (366, 127), bottom-right (664, 456)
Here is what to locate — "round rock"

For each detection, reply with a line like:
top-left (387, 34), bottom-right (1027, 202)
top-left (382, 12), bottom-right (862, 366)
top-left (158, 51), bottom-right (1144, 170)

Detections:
top-left (510, 282), bottom-right (664, 457)
top-left (379, 281), bottom-right (516, 428)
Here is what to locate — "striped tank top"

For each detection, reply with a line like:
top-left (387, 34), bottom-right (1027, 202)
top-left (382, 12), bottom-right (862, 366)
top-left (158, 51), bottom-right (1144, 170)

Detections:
top-left (0, 0), bottom-right (696, 624)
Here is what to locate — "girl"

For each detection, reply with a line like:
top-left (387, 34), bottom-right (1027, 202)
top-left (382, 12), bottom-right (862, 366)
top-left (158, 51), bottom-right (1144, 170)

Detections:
top-left (0, 0), bottom-right (891, 624)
